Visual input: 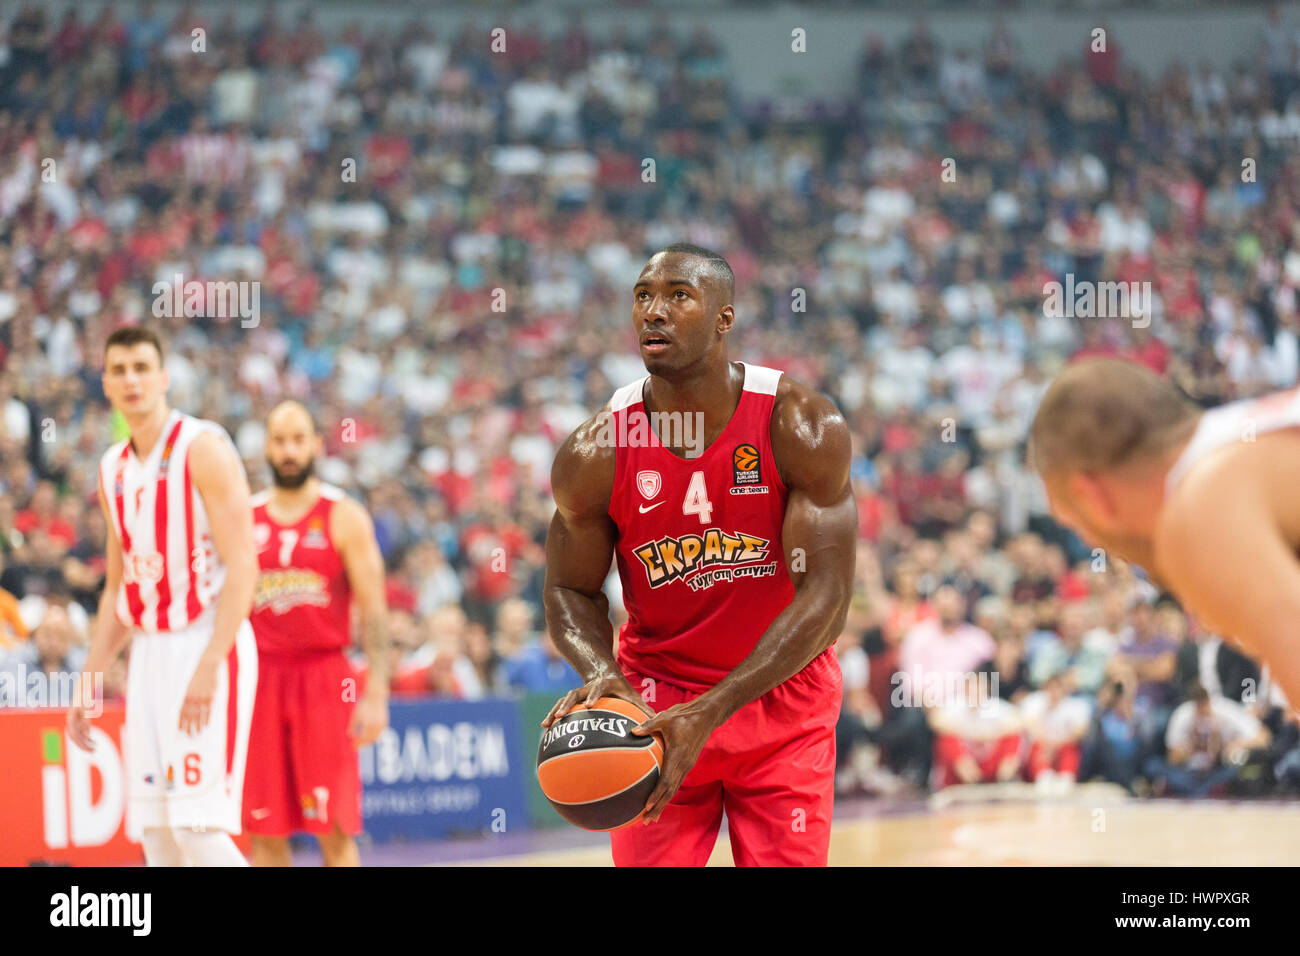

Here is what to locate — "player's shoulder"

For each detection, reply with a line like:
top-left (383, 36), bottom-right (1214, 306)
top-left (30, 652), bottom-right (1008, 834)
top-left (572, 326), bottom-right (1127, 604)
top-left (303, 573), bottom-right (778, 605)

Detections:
top-left (768, 371), bottom-right (851, 481)
top-left (186, 427), bottom-right (238, 466)
top-left (552, 373), bottom-right (646, 516)
top-left (1161, 428), bottom-right (1292, 527)
top-left (552, 405), bottom-right (618, 515)
top-left (183, 413), bottom-right (239, 459)
top-left (324, 484), bottom-right (374, 536)
top-left (100, 437), bottom-right (130, 469)
top-left (318, 481), bottom-right (349, 503)
top-left (770, 372), bottom-right (848, 439)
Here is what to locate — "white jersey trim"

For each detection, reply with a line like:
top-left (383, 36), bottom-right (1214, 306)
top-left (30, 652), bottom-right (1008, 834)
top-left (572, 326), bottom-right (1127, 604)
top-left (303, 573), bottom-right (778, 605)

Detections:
top-left (609, 377), bottom-right (648, 413)
top-left (319, 482), bottom-right (346, 501)
top-left (606, 362), bottom-right (783, 412)
top-left (1165, 388), bottom-right (1300, 496)
top-left (741, 362), bottom-right (782, 396)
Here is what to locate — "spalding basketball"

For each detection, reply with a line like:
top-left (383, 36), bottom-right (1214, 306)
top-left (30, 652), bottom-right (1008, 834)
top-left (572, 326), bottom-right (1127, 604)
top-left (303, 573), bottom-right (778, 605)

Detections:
top-left (537, 697), bottom-right (665, 831)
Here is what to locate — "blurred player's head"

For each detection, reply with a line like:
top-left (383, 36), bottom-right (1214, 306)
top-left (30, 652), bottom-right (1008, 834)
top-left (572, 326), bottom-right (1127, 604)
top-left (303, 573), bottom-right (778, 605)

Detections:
top-left (1029, 358), bottom-right (1200, 569)
top-left (633, 243), bottom-right (735, 377)
top-left (265, 401), bottom-right (321, 489)
top-left (102, 326), bottom-right (168, 419)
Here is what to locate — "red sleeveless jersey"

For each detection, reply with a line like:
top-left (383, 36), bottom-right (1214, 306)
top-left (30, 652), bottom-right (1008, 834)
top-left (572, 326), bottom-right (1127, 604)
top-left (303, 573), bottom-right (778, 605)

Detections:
top-left (608, 362), bottom-right (795, 692)
top-left (250, 484), bottom-right (352, 657)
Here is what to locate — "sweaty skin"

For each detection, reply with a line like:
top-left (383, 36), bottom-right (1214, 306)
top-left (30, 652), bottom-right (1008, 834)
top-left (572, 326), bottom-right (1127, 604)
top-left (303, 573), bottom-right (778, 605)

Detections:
top-left (1150, 429), bottom-right (1300, 714)
top-left (542, 367), bottom-right (857, 823)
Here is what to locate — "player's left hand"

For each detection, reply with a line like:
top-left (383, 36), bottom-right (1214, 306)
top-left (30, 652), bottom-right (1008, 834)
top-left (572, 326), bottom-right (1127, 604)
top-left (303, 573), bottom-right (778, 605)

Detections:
top-left (630, 697), bottom-right (724, 823)
top-left (179, 661), bottom-right (218, 735)
top-left (350, 691), bottom-right (389, 747)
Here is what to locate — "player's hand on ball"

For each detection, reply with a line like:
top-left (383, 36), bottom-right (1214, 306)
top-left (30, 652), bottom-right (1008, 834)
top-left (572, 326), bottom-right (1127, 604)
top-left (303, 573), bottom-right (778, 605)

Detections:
top-left (541, 674), bottom-right (649, 728)
top-left (179, 660), bottom-right (218, 735)
top-left (350, 691), bottom-right (389, 747)
top-left (631, 697), bottom-right (721, 823)
top-left (67, 704), bottom-right (95, 752)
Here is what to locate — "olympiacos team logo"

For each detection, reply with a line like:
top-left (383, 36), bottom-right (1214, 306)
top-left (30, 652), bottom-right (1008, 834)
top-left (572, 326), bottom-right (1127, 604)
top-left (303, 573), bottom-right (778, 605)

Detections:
top-left (636, 470), bottom-right (661, 500)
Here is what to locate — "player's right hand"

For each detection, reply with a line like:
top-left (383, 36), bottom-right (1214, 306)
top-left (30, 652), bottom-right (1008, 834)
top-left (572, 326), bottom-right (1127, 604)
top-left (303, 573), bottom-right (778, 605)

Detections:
top-left (67, 704), bottom-right (95, 752)
top-left (541, 674), bottom-right (650, 728)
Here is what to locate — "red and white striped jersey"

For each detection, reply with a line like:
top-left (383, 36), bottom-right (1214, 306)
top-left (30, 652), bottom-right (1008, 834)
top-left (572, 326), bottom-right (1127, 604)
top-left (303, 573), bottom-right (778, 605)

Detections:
top-left (98, 408), bottom-right (243, 633)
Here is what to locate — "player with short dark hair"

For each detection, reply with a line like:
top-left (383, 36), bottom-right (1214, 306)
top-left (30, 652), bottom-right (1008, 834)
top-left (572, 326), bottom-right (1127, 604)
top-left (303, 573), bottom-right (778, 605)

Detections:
top-left (542, 246), bottom-right (857, 866)
top-left (70, 326), bottom-right (259, 866)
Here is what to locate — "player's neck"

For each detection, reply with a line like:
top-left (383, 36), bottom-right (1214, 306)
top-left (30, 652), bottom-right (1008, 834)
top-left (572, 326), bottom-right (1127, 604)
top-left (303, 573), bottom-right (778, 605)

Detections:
top-left (1141, 438), bottom-right (1197, 534)
top-left (645, 358), bottom-right (741, 421)
top-left (126, 404), bottom-right (172, 459)
top-left (269, 477), bottom-right (321, 518)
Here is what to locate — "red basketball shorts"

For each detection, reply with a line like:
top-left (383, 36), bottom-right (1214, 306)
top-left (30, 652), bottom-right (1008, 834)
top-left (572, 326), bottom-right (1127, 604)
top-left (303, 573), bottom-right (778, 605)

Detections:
top-left (242, 651), bottom-right (361, 837)
top-left (611, 647), bottom-right (842, 867)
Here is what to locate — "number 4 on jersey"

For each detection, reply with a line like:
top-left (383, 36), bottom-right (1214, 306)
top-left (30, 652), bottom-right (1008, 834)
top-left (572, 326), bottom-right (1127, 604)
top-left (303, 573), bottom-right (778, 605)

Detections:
top-left (683, 471), bottom-right (713, 525)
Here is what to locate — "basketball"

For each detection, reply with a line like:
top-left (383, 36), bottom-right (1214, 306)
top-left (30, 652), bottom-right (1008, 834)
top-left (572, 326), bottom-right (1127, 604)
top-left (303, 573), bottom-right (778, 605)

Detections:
top-left (536, 697), bottom-right (665, 831)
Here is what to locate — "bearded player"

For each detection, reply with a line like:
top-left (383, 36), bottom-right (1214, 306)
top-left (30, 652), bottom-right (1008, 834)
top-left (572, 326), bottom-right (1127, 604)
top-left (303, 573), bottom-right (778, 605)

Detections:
top-left (1029, 357), bottom-right (1300, 715)
top-left (542, 244), bottom-right (856, 867)
top-left (244, 401), bottom-right (389, 866)
top-left (69, 325), bottom-right (258, 867)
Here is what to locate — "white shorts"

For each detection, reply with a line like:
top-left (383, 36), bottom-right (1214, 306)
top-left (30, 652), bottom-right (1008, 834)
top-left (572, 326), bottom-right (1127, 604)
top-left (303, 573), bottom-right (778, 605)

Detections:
top-left (124, 617), bottom-right (258, 840)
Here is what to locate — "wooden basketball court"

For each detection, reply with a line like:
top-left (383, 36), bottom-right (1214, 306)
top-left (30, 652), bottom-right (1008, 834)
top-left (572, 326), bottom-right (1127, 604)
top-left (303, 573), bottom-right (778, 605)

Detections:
top-left (462, 794), bottom-right (1300, 866)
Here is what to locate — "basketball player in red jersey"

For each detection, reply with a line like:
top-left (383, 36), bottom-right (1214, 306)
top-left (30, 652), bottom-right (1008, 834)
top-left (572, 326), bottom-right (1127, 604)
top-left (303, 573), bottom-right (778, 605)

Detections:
top-left (244, 401), bottom-right (390, 866)
top-left (69, 326), bottom-right (259, 866)
top-left (1030, 357), bottom-right (1300, 714)
top-left (542, 244), bottom-right (857, 866)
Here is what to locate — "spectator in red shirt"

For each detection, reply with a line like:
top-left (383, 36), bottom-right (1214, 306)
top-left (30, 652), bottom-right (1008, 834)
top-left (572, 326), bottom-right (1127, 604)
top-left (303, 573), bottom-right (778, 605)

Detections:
top-left (1124, 325), bottom-right (1170, 374)
top-left (1070, 321), bottom-right (1121, 362)
top-left (1084, 24), bottom-right (1120, 89)
top-left (365, 118), bottom-right (413, 190)
top-left (459, 500), bottom-right (541, 624)
top-left (15, 481), bottom-right (77, 548)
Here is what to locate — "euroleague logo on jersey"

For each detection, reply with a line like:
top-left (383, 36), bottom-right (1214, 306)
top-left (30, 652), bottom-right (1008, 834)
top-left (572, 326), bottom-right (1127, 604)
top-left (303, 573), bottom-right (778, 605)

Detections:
top-left (733, 444), bottom-right (760, 482)
top-left (730, 443), bottom-right (769, 495)
top-left (302, 516), bottom-right (329, 549)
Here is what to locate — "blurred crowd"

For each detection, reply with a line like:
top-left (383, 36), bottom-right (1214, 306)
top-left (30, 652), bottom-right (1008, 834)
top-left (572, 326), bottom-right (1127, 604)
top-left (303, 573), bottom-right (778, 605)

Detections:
top-left (1, 2), bottom-right (1300, 795)
top-left (835, 526), bottom-right (1299, 799)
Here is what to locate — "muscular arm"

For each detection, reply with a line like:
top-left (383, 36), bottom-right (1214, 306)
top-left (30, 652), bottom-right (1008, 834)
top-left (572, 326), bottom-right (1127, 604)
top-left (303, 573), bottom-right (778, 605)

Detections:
top-left (332, 496), bottom-right (389, 696)
top-left (695, 382), bottom-right (858, 724)
top-left (543, 416), bottom-right (621, 682)
top-left (332, 494), bottom-right (390, 745)
top-left (190, 432), bottom-right (257, 674)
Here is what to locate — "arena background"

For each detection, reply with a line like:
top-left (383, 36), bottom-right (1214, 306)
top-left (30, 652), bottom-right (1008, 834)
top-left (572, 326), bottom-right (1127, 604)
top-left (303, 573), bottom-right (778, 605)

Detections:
top-left (2, 0), bottom-right (1300, 866)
